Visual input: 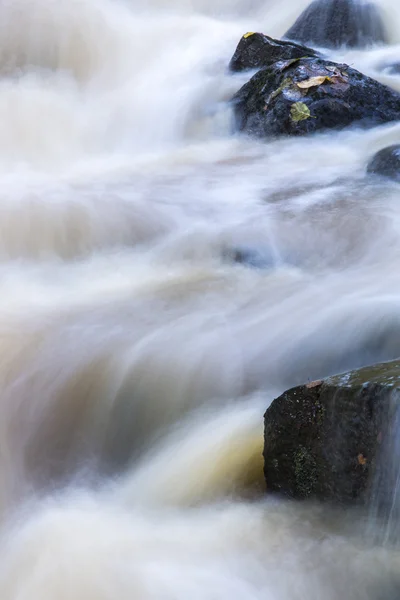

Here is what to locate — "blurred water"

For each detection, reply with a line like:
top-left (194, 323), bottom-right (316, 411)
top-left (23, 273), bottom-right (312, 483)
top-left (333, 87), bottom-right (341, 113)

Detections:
top-left (1, 0), bottom-right (400, 598)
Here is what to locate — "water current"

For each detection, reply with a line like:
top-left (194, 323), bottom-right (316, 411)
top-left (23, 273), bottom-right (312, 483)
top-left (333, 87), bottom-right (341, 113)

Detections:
top-left (2, 0), bottom-right (400, 597)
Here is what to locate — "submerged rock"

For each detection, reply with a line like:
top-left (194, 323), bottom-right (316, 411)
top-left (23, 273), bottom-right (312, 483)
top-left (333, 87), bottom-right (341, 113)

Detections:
top-left (284, 0), bottom-right (387, 49)
top-left (380, 62), bottom-right (400, 76)
top-left (263, 360), bottom-right (400, 503)
top-left (229, 32), bottom-right (318, 73)
top-left (367, 145), bottom-right (400, 182)
top-left (226, 246), bottom-right (275, 269)
top-left (232, 57), bottom-right (400, 138)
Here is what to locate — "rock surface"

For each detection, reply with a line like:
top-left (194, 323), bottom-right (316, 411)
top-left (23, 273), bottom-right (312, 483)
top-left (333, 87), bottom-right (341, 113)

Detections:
top-left (229, 32), bottom-right (318, 73)
top-left (263, 360), bottom-right (400, 502)
top-left (380, 62), bottom-right (400, 76)
top-left (284, 0), bottom-right (387, 49)
top-left (367, 145), bottom-right (400, 182)
top-left (232, 56), bottom-right (400, 138)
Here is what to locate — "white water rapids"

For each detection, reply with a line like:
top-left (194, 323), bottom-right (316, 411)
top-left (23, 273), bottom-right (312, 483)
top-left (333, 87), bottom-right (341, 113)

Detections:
top-left (2, 0), bottom-right (400, 597)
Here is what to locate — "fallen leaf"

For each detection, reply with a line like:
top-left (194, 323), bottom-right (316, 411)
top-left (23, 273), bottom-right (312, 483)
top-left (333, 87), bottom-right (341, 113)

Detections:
top-left (275, 57), bottom-right (302, 72)
top-left (358, 453), bottom-right (367, 466)
top-left (326, 65), bottom-right (340, 74)
top-left (306, 380), bottom-right (322, 389)
top-left (325, 73), bottom-right (350, 94)
top-left (243, 32), bottom-right (255, 39)
top-left (299, 63), bottom-right (328, 79)
top-left (265, 77), bottom-right (292, 106)
top-left (297, 76), bottom-right (329, 89)
top-left (290, 102), bottom-right (311, 122)
top-left (329, 74), bottom-right (349, 85)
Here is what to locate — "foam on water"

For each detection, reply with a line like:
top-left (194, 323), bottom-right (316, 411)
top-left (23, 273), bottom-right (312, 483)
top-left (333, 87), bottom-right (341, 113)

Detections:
top-left (1, 0), bottom-right (400, 597)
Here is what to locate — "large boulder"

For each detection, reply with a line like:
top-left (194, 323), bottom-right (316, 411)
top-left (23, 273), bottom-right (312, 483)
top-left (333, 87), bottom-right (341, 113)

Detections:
top-left (367, 145), bottom-right (400, 182)
top-left (232, 56), bottom-right (400, 138)
top-left (284, 0), bottom-right (387, 49)
top-left (229, 32), bottom-right (318, 73)
top-left (263, 360), bottom-right (400, 503)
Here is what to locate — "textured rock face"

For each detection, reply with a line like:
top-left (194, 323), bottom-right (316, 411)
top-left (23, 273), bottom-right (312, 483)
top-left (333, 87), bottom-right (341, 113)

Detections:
top-left (284, 0), bottom-right (387, 49)
top-left (263, 360), bottom-right (400, 503)
top-left (232, 56), bottom-right (400, 138)
top-left (229, 32), bottom-right (318, 73)
top-left (367, 145), bottom-right (400, 182)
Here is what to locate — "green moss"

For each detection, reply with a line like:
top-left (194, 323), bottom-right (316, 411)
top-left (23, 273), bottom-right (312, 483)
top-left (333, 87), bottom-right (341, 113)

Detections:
top-left (326, 359), bottom-right (400, 389)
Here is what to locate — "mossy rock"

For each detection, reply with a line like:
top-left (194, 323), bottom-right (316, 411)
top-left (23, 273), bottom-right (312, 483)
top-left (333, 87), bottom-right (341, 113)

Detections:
top-left (263, 359), bottom-right (400, 502)
top-left (232, 56), bottom-right (400, 138)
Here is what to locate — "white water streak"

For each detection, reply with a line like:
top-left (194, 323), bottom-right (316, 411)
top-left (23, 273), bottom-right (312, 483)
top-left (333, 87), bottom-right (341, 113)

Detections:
top-left (0, 0), bottom-right (400, 598)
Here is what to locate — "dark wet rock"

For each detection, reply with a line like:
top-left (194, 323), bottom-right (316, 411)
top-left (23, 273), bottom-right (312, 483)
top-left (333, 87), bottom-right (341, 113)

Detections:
top-left (367, 145), bottom-right (400, 182)
top-left (284, 0), bottom-right (387, 49)
top-left (224, 245), bottom-right (296, 269)
top-left (380, 62), bottom-right (400, 76)
top-left (229, 32), bottom-right (319, 73)
top-left (228, 246), bottom-right (274, 268)
top-left (263, 359), bottom-right (400, 503)
top-left (232, 57), bottom-right (400, 138)
top-left (388, 64), bottom-right (400, 76)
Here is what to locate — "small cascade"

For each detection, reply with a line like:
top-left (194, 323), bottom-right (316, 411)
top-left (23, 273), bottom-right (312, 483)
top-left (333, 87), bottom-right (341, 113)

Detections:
top-left (367, 390), bottom-right (400, 546)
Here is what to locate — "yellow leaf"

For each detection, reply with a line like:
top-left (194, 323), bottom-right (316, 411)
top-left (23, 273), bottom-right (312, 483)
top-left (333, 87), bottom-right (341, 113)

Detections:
top-left (290, 102), bottom-right (311, 122)
top-left (266, 77), bottom-right (292, 106)
top-left (358, 453), bottom-right (367, 466)
top-left (296, 76), bottom-right (329, 89)
top-left (243, 32), bottom-right (255, 39)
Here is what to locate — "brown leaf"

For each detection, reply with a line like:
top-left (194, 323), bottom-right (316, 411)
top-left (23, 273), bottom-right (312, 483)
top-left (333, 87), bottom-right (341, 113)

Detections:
top-left (358, 453), bottom-right (367, 466)
top-left (297, 76), bottom-right (329, 89)
top-left (325, 75), bottom-right (350, 94)
top-left (329, 74), bottom-right (349, 85)
top-left (306, 380), bottom-right (322, 389)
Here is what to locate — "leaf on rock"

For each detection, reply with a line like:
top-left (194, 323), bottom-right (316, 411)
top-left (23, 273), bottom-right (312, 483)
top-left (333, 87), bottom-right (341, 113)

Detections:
top-left (290, 102), bottom-right (311, 122)
top-left (243, 32), bottom-right (255, 39)
top-left (275, 57), bottom-right (301, 72)
top-left (306, 380), bottom-right (322, 389)
top-left (265, 77), bottom-right (292, 106)
top-left (329, 74), bottom-right (349, 84)
top-left (328, 74), bottom-right (350, 92)
top-left (326, 65), bottom-right (341, 74)
top-left (358, 453), bottom-right (367, 466)
top-left (297, 76), bottom-right (329, 89)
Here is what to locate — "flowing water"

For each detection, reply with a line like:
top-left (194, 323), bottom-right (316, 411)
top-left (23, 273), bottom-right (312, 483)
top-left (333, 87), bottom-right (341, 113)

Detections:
top-left (2, 0), bottom-right (400, 597)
